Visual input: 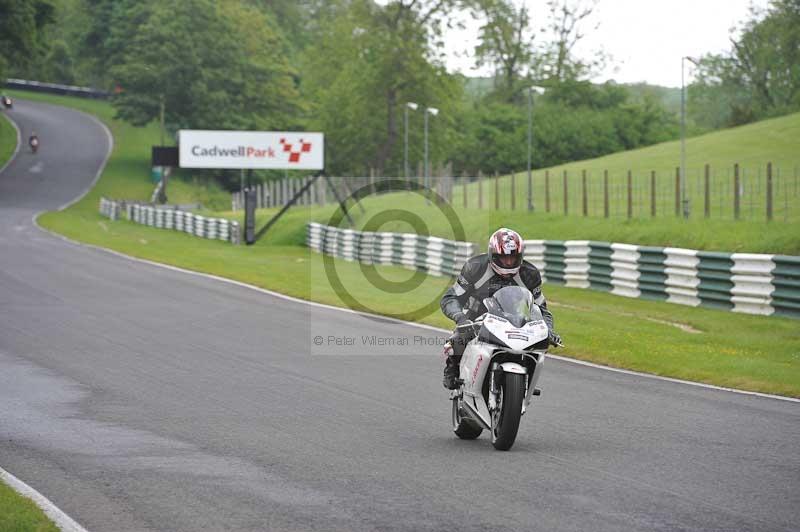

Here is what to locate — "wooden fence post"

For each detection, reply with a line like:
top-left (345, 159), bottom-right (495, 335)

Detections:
top-left (581, 170), bottom-right (588, 216)
top-left (733, 163), bottom-right (740, 220)
top-left (462, 171), bottom-right (468, 209)
top-left (563, 170), bottom-right (568, 214)
top-left (627, 170), bottom-right (633, 219)
top-left (766, 162), bottom-right (773, 221)
top-left (511, 173), bottom-right (516, 210)
top-left (478, 170), bottom-right (483, 209)
top-left (675, 167), bottom-right (680, 216)
top-left (651, 170), bottom-right (656, 217)
top-left (704, 164), bottom-right (710, 218)
top-left (603, 170), bottom-right (609, 218)
top-left (495, 171), bottom-right (500, 210)
top-left (545, 170), bottom-right (550, 213)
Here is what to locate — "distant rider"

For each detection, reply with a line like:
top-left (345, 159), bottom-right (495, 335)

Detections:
top-left (29, 132), bottom-right (39, 153)
top-left (440, 228), bottom-right (560, 389)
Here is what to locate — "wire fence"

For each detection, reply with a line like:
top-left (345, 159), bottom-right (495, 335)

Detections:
top-left (232, 162), bottom-right (799, 223)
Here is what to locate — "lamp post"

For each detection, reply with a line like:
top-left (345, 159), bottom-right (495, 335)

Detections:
top-left (405, 102), bottom-right (418, 180)
top-left (681, 56), bottom-right (698, 218)
top-left (424, 107), bottom-right (439, 191)
top-left (527, 85), bottom-right (546, 211)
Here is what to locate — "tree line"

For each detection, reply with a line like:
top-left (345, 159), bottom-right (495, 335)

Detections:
top-left (2, 0), bottom-right (797, 187)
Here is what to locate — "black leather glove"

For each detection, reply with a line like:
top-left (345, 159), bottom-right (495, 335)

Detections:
top-left (454, 312), bottom-right (470, 327)
top-left (549, 332), bottom-right (563, 347)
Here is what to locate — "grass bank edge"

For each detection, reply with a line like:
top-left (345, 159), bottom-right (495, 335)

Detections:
top-left (25, 89), bottom-right (799, 397)
top-left (0, 479), bottom-right (59, 532)
top-left (0, 112), bottom-right (18, 168)
top-left (36, 210), bottom-right (800, 398)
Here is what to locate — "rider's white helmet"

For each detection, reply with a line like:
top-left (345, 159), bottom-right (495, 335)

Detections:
top-left (488, 228), bottom-right (524, 276)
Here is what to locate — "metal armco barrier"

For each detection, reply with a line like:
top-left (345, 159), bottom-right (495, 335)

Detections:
top-left (524, 239), bottom-right (800, 318)
top-left (5, 78), bottom-right (109, 99)
top-left (100, 198), bottom-right (240, 244)
top-left (306, 223), bottom-right (474, 277)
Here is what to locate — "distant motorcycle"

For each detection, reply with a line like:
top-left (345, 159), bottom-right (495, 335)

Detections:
top-left (29, 135), bottom-right (39, 154)
top-left (1, 95), bottom-right (12, 109)
top-left (450, 285), bottom-right (560, 451)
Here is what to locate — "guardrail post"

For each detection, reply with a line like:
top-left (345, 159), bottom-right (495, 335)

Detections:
top-left (766, 162), bottom-right (773, 221)
top-left (603, 170), bottom-right (609, 218)
top-left (675, 166), bottom-right (680, 216)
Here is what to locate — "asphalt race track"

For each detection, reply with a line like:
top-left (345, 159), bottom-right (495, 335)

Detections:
top-left (1, 99), bottom-right (799, 532)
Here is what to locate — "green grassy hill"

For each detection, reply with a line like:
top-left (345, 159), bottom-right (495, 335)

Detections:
top-left (457, 111), bottom-right (800, 222)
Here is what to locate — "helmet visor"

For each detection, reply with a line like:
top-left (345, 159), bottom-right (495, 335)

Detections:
top-left (492, 252), bottom-right (522, 270)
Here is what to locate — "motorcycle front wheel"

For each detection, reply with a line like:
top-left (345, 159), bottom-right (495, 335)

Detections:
top-left (491, 373), bottom-right (525, 451)
top-left (451, 398), bottom-right (483, 439)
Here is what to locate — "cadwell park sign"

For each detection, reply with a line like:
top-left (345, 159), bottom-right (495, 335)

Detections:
top-left (179, 130), bottom-right (324, 170)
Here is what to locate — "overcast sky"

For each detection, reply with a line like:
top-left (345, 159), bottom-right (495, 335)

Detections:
top-left (442, 0), bottom-right (771, 87)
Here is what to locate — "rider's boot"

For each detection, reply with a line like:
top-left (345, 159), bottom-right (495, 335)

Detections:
top-left (442, 342), bottom-right (460, 389)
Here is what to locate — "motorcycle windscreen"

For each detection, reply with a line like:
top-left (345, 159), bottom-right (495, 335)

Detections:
top-left (486, 286), bottom-right (533, 328)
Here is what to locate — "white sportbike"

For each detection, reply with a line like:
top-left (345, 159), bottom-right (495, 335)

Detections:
top-left (450, 285), bottom-right (559, 451)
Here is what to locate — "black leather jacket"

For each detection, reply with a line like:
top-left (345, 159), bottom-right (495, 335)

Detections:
top-left (440, 253), bottom-right (554, 332)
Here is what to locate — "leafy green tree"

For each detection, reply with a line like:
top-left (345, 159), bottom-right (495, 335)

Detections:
top-left (110, 0), bottom-right (301, 134)
top-left (302, 0), bottom-right (462, 176)
top-left (0, 0), bottom-right (55, 80)
top-left (473, 0), bottom-right (537, 103)
top-left (689, 0), bottom-right (800, 128)
top-left (538, 0), bottom-right (603, 82)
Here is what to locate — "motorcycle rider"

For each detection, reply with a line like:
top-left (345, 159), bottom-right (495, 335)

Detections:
top-left (440, 228), bottom-right (560, 389)
top-left (29, 132), bottom-right (39, 153)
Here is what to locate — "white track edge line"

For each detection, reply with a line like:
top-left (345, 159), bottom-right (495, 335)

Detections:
top-left (0, 111), bottom-right (22, 175)
top-left (0, 466), bottom-right (90, 532)
top-left (1, 103), bottom-right (93, 532)
top-left (24, 99), bottom-right (799, 407)
top-left (32, 218), bottom-right (800, 405)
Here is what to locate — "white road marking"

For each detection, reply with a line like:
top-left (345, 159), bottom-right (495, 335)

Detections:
top-left (33, 218), bottom-right (800, 405)
top-left (0, 466), bottom-right (90, 532)
top-left (1, 104), bottom-right (94, 532)
top-left (0, 112), bottom-right (22, 174)
top-left (29, 161), bottom-right (44, 173)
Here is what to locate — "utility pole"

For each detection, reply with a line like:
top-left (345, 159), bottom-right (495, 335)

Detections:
top-left (405, 102), bottom-right (418, 181)
top-left (681, 56), bottom-right (698, 218)
top-left (527, 86), bottom-right (546, 211)
top-left (424, 106), bottom-right (439, 195)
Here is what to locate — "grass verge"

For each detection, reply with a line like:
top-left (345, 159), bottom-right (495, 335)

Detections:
top-left (0, 480), bottom-right (59, 532)
top-left (17, 89), bottom-right (799, 397)
top-left (1, 111), bottom-right (17, 167)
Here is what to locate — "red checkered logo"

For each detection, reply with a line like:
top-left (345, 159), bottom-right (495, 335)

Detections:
top-left (280, 138), bottom-right (312, 163)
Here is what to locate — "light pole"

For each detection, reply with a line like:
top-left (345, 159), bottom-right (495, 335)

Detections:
top-left (424, 107), bottom-right (439, 192)
top-left (405, 102), bottom-right (418, 180)
top-left (681, 56), bottom-right (698, 218)
top-left (527, 85), bottom-right (546, 211)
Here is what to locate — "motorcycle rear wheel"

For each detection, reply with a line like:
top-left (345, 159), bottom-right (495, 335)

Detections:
top-left (451, 398), bottom-right (483, 439)
top-left (491, 373), bottom-right (525, 451)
